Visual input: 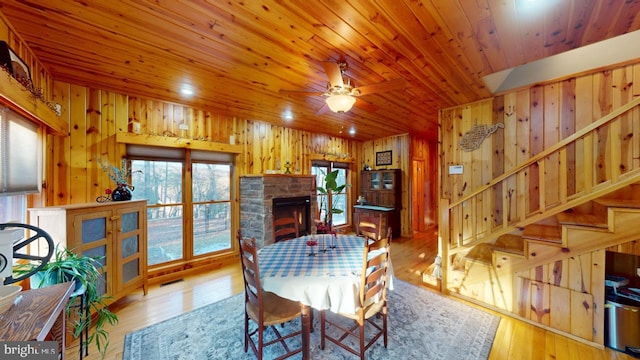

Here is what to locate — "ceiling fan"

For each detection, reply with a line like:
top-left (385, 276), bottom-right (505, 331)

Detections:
top-left (280, 61), bottom-right (406, 114)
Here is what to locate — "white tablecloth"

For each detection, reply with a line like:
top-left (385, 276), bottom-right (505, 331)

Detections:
top-left (258, 234), bottom-right (393, 314)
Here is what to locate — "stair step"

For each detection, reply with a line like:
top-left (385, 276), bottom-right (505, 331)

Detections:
top-left (493, 234), bottom-right (526, 256)
top-left (522, 224), bottom-right (562, 244)
top-left (593, 198), bottom-right (640, 209)
top-left (556, 212), bottom-right (608, 228)
top-left (464, 243), bottom-right (493, 265)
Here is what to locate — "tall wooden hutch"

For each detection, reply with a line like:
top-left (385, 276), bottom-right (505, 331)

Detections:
top-left (356, 169), bottom-right (401, 237)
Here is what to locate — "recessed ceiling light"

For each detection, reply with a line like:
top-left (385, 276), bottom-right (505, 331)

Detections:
top-left (282, 109), bottom-right (294, 121)
top-left (180, 85), bottom-right (194, 96)
top-left (349, 128), bottom-right (356, 136)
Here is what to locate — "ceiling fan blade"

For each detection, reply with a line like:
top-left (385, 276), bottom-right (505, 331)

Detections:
top-left (322, 61), bottom-right (344, 87)
top-left (315, 102), bottom-right (330, 115)
top-left (353, 98), bottom-right (379, 113)
top-left (353, 78), bottom-right (406, 96)
top-left (279, 89), bottom-right (325, 97)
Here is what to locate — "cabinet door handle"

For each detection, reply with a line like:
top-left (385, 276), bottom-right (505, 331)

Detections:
top-left (110, 215), bottom-right (121, 221)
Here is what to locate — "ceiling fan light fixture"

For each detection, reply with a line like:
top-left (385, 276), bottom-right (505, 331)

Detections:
top-left (325, 94), bottom-right (356, 113)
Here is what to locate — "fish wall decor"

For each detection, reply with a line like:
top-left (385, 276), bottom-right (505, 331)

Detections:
top-left (459, 123), bottom-right (504, 152)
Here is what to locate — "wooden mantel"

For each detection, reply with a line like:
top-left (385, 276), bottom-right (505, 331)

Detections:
top-left (0, 70), bottom-right (67, 136)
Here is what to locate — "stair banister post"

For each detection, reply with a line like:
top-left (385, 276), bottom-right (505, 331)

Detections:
top-left (439, 198), bottom-right (450, 294)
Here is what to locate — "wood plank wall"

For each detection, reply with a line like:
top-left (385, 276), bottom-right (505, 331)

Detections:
top-left (48, 83), bottom-right (360, 203)
top-left (0, 76), bottom-right (438, 241)
top-left (46, 82), bottom-right (427, 237)
top-left (440, 64), bottom-right (640, 233)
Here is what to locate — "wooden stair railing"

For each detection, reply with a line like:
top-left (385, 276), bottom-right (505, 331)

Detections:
top-left (443, 96), bottom-right (640, 256)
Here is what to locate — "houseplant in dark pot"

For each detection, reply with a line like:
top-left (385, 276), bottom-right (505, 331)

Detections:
top-left (98, 158), bottom-right (141, 201)
top-left (20, 246), bottom-right (118, 359)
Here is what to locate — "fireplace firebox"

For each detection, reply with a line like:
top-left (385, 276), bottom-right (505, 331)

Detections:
top-left (273, 196), bottom-right (311, 237)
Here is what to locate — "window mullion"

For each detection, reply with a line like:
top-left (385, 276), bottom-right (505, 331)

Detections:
top-left (184, 151), bottom-right (194, 260)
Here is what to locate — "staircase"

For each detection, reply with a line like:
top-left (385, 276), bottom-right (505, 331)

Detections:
top-left (438, 96), bottom-right (640, 346)
top-left (473, 192), bottom-right (640, 273)
top-left (449, 186), bottom-right (640, 345)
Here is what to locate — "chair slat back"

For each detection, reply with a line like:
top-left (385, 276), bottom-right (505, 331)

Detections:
top-left (357, 214), bottom-right (383, 240)
top-left (238, 231), bottom-right (262, 308)
top-left (359, 232), bottom-right (390, 307)
top-left (273, 211), bottom-right (300, 242)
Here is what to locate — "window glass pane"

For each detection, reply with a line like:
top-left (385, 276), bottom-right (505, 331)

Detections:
top-left (192, 163), bottom-right (230, 202)
top-left (147, 205), bottom-right (183, 265)
top-left (311, 165), bottom-right (327, 222)
top-left (192, 163), bottom-right (231, 256)
top-left (193, 202), bottom-right (231, 256)
top-left (131, 160), bottom-right (183, 204)
top-left (332, 193), bottom-right (347, 226)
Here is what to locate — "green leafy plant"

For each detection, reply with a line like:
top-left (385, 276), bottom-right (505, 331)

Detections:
top-left (17, 246), bottom-right (118, 359)
top-left (98, 158), bottom-right (141, 189)
top-left (316, 169), bottom-right (349, 225)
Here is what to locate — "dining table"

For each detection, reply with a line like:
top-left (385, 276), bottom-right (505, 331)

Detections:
top-left (258, 233), bottom-right (393, 359)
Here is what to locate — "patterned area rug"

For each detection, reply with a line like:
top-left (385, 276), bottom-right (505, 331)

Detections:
top-left (123, 280), bottom-right (499, 359)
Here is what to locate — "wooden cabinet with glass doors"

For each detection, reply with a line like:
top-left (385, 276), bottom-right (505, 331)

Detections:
top-left (28, 200), bottom-right (148, 303)
top-left (358, 169), bottom-right (401, 237)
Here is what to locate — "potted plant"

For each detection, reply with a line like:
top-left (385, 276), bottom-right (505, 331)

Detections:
top-left (98, 158), bottom-right (141, 201)
top-left (316, 169), bottom-right (350, 231)
top-left (17, 246), bottom-right (118, 359)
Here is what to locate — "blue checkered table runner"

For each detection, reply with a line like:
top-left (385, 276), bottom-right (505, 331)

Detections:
top-left (258, 234), bottom-right (366, 278)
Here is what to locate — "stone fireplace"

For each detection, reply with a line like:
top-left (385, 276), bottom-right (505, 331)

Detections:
top-left (240, 175), bottom-right (316, 248)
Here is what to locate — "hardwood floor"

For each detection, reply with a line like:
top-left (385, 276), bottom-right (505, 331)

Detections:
top-left (69, 230), bottom-right (633, 360)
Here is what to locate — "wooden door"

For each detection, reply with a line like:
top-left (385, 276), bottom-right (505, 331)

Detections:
top-left (412, 159), bottom-right (426, 232)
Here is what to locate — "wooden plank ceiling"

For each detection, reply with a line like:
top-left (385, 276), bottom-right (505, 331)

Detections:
top-left (1, 0), bottom-right (640, 141)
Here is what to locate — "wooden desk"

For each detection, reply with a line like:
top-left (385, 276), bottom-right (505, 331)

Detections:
top-left (0, 282), bottom-right (74, 360)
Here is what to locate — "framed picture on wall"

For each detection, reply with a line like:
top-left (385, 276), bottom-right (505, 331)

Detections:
top-left (376, 150), bottom-right (392, 166)
top-left (0, 40), bottom-right (32, 86)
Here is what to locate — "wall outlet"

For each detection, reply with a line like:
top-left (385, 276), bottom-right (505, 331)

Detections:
top-left (179, 123), bottom-right (189, 130)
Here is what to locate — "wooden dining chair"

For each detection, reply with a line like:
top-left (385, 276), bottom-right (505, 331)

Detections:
top-left (320, 231), bottom-right (391, 359)
top-left (356, 213), bottom-right (383, 240)
top-left (238, 230), bottom-right (303, 359)
top-left (273, 211), bottom-right (300, 242)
